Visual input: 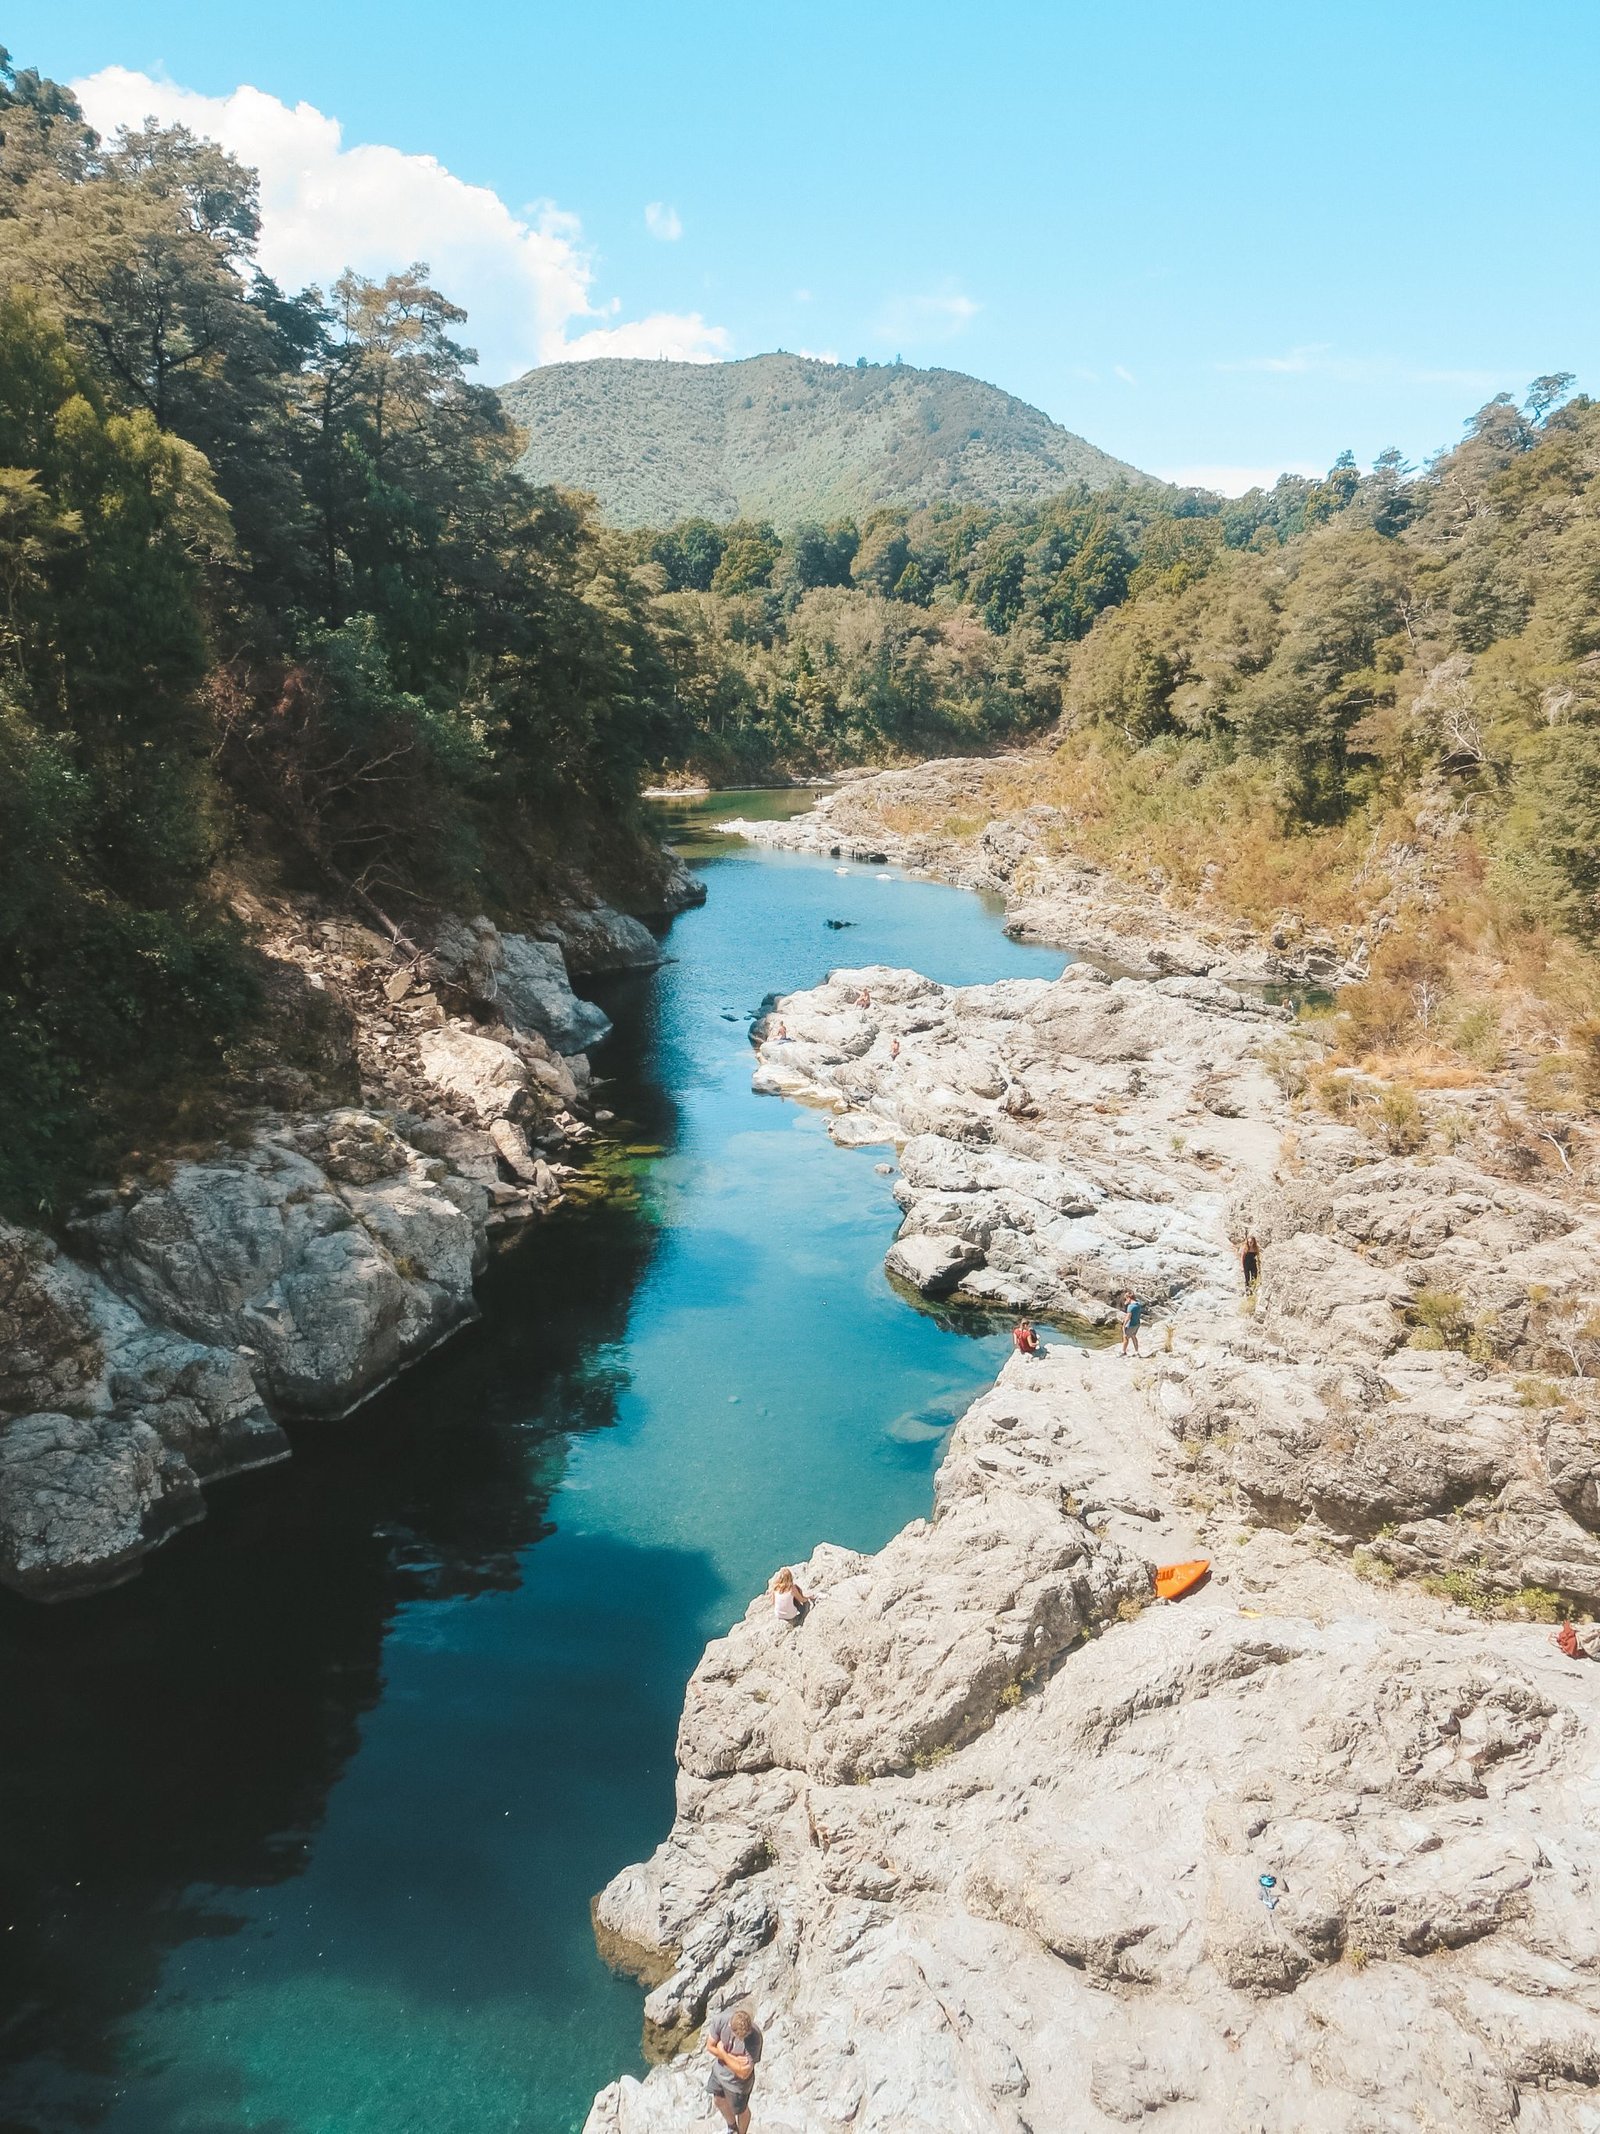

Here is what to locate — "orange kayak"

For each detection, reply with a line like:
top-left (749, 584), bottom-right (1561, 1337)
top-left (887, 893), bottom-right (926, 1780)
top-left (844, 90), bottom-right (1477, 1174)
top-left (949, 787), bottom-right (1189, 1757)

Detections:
top-left (1153, 1559), bottom-right (1211, 1602)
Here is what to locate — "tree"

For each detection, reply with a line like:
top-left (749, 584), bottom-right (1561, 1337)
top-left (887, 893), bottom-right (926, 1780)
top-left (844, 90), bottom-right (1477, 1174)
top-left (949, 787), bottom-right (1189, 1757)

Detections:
top-left (710, 520), bottom-right (780, 595)
top-left (1525, 372), bottom-right (1576, 424)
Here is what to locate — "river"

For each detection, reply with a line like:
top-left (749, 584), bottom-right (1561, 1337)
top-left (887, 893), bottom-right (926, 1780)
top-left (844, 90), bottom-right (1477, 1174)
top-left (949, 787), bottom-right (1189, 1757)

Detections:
top-left (0, 793), bottom-right (1067, 2134)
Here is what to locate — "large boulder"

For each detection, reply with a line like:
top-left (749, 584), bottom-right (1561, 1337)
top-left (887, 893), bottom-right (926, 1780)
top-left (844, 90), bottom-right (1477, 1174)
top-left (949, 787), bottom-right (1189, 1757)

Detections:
top-left (0, 1411), bottom-right (204, 1599)
top-left (69, 1113), bottom-right (488, 1419)
top-left (429, 913), bottom-right (611, 1055)
top-left (634, 849), bottom-right (707, 916)
top-left (540, 902), bottom-right (663, 976)
top-left (0, 1220), bottom-right (286, 1599)
top-left (885, 1231), bottom-right (985, 1297)
top-left (498, 933), bottom-right (612, 1053)
top-left (415, 1025), bottom-right (534, 1127)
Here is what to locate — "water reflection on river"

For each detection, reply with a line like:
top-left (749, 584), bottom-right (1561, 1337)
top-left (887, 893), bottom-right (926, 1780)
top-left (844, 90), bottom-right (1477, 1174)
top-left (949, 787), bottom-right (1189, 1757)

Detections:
top-left (0, 792), bottom-right (1065, 2134)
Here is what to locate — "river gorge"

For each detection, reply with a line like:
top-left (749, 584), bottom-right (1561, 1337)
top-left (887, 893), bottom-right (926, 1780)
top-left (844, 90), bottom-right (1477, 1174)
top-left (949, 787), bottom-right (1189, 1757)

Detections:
top-left (0, 794), bottom-right (1068, 2134)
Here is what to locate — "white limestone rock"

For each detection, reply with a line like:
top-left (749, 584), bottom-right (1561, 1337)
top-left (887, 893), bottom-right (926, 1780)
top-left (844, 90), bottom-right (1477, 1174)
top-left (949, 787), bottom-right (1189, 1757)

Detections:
top-left (429, 911), bottom-right (611, 1055)
top-left (885, 1232), bottom-right (985, 1296)
top-left (0, 1220), bottom-right (286, 1598)
top-left (415, 1024), bottom-right (534, 1127)
top-left (68, 1112), bottom-right (488, 1420)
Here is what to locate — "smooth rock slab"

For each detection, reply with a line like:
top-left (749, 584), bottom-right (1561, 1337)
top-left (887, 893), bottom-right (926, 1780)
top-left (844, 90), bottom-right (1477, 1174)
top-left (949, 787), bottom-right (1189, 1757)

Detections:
top-left (885, 1232), bottom-right (985, 1296)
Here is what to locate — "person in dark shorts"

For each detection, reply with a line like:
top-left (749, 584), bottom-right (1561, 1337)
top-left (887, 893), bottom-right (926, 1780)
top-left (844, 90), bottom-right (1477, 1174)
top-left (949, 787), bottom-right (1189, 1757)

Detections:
top-left (1240, 1235), bottom-right (1261, 1291)
top-left (705, 2005), bottom-right (762, 2133)
top-left (1119, 1291), bottom-right (1143, 1356)
top-left (1013, 1318), bottom-right (1043, 1357)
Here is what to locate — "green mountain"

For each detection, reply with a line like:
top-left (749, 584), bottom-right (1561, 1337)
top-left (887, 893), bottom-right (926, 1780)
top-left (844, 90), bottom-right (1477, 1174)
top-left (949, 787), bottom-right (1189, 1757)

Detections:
top-left (497, 352), bottom-right (1151, 527)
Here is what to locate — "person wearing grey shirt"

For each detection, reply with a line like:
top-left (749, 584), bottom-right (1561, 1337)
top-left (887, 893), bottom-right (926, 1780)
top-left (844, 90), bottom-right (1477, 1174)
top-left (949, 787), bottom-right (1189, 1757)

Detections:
top-left (705, 2005), bottom-right (762, 2132)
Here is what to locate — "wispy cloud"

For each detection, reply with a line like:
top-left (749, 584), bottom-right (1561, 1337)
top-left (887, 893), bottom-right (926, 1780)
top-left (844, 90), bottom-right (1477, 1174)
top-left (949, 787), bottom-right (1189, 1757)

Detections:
top-left (1113, 364), bottom-right (1137, 385)
top-left (1218, 343), bottom-right (1331, 376)
top-left (73, 68), bottom-right (729, 377)
top-left (1157, 462), bottom-right (1324, 495)
top-left (644, 200), bottom-right (683, 242)
top-left (1216, 344), bottom-right (1506, 393)
top-left (876, 284), bottom-right (981, 344)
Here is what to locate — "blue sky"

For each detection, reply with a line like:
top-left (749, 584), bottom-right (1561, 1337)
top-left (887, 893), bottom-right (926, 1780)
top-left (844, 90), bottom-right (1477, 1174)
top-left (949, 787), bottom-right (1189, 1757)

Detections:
top-left (16, 1), bottom-right (1598, 489)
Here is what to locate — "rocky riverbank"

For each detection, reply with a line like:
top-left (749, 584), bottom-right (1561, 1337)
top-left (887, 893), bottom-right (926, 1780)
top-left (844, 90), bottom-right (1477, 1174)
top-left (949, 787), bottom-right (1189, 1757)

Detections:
top-left (587, 788), bottom-right (1600, 2133)
top-left (0, 870), bottom-right (702, 1601)
top-left (718, 760), bottom-right (1364, 986)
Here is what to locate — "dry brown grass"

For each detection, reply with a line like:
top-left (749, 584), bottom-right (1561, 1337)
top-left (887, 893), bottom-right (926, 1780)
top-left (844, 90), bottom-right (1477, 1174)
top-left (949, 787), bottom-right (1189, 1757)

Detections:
top-left (867, 729), bottom-right (1599, 1113)
top-left (1353, 1051), bottom-right (1486, 1089)
top-left (986, 739), bottom-right (1396, 933)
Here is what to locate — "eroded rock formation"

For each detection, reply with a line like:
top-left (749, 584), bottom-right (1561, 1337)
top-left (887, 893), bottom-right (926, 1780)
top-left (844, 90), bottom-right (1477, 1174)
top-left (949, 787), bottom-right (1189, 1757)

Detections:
top-left (588, 945), bottom-right (1600, 2133)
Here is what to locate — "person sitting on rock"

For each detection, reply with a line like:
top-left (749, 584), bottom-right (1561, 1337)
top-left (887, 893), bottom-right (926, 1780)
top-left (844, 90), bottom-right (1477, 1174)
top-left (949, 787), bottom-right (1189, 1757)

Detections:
top-left (1240, 1234), bottom-right (1262, 1291)
top-left (705, 2004), bottom-right (762, 2133)
top-left (856, 989), bottom-right (872, 1008)
top-left (1119, 1291), bottom-right (1143, 1357)
top-left (770, 1566), bottom-right (812, 1623)
top-left (1013, 1318), bottom-right (1043, 1357)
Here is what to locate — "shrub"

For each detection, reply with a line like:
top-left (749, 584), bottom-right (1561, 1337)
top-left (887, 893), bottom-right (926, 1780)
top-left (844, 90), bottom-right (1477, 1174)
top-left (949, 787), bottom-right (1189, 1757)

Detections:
top-left (1363, 1084), bottom-right (1426, 1154)
top-left (1407, 1287), bottom-right (1499, 1362)
top-left (1450, 999), bottom-right (1504, 1069)
top-left (1261, 1035), bottom-right (1313, 1098)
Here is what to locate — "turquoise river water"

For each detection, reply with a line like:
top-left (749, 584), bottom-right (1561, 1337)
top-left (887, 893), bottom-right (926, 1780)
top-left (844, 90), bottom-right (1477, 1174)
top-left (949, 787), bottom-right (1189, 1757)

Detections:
top-left (0, 793), bottom-right (1066, 2134)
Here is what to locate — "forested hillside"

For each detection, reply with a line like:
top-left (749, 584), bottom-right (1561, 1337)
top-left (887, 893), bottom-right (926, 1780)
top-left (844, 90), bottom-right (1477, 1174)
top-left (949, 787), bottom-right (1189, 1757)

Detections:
top-left (0, 51), bottom-right (683, 1216)
top-left (2, 34), bottom-right (1591, 1214)
top-left (499, 352), bottom-right (1147, 528)
top-left (626, 460), bottom-right (1411, 774)
top-left (637, 384), bottom-right (1600, 1069)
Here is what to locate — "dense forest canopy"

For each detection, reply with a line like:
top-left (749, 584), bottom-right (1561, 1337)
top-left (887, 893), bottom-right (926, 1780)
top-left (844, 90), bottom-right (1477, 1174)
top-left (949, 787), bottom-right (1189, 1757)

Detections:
top-left (498, 350), bottom-right (1147, 528)
top-left (0, 37), bottom-right (1591, 1215)
top-left (636, 376), bottom-right (1599, 1081)
top-left (0, 49), bottom-right (685, 1214)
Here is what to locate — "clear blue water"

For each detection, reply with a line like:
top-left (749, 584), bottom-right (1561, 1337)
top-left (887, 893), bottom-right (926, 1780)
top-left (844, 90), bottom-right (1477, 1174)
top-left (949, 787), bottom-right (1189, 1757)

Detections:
top-left (0, 794), bottom-right (1065, 2134)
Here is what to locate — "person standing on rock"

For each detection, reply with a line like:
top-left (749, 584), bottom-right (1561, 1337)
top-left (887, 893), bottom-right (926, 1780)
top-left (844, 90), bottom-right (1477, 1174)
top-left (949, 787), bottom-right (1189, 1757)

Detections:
top-left (705, 2004), bottom-right (762, 2133)
top-left (1240, 1234), bottom-right (1261, 1292)
top-left (1119, 1291), bottom-right (1143, 1357)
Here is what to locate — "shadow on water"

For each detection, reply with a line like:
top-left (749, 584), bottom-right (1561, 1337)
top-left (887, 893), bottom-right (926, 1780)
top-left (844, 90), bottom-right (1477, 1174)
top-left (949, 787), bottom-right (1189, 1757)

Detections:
top-left (0, 1170), bottom-right (711, 2129)
top-left (0, 789), bottom-right (1069, 2134)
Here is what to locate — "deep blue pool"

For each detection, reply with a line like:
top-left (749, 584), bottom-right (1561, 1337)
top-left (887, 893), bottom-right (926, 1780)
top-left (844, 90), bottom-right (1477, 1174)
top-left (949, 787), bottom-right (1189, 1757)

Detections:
top-left (0, 792), bottom-right (1066, 2134)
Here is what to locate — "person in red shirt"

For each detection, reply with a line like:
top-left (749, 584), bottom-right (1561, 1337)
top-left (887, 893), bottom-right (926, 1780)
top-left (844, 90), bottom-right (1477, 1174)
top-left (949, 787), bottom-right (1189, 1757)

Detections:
top-left (1013, 1319), bottom-right (1042, 1357)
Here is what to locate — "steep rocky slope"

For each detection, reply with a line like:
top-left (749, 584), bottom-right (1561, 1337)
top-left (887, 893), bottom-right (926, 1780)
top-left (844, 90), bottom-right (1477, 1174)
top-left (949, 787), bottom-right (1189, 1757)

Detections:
top-left (499, 354), bottom-right (1149, 528)
top-left (586, 789), bottom-right (1600, 2134)
top-left (0, 876), bottom-right (702, 1600)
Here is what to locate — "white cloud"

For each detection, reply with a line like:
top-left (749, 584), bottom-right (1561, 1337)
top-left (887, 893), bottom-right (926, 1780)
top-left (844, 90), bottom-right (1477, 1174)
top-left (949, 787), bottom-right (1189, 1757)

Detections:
top-left (644, 200), bottom-right (682, 242)
top-left (72, 68), bottom-right (729, 379)
top-left (1113, 364), bottom-right (1137, 385)
top-left (876, 285), bottom-right (981, 344)
top-left (560, 311), bottom-right (731, 362)
top-left (1157, 463), bottom-right (1323, 495)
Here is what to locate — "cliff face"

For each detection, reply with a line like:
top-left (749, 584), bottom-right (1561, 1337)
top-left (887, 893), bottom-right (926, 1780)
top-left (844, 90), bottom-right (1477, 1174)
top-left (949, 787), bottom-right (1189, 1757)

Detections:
top-left (586, 785), bottom-right (1600, 2133)
top-left (0, 875), bottom-right (704, 1601)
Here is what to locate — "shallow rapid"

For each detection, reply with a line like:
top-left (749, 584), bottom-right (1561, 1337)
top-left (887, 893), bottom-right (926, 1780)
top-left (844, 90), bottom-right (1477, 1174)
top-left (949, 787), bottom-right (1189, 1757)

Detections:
top-left (0, 793), bottom-right (1065, 2134)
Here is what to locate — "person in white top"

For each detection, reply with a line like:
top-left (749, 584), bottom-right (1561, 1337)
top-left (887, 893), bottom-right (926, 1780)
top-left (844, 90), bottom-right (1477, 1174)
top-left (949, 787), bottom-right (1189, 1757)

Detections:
top-left (770, 1566), bottom-right (812, 1622)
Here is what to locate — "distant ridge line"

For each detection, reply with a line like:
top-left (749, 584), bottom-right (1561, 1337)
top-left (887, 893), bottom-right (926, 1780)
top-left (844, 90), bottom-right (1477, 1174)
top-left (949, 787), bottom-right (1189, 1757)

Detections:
top-left (496, 351), bottom-right (1152, 529)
